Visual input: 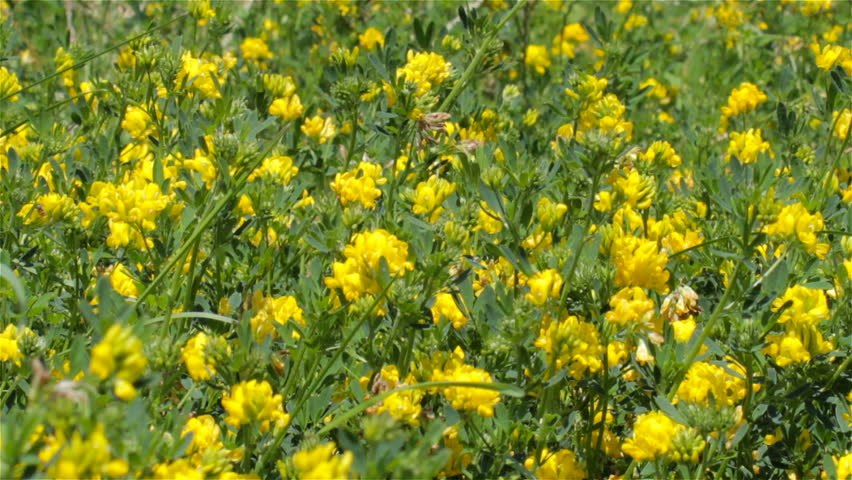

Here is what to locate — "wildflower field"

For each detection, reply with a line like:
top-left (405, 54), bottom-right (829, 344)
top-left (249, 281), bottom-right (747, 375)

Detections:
top-left (1, 0), bottom-right (852, 478)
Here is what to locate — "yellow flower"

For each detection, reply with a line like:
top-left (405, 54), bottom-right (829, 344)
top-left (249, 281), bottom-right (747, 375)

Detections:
top-left (551, 23), bottom-right (589, 58)
top-left (369, 366), bottom-right (423, 425)
top-left (222, 379), bottom-right (290, 432)
top-left (671, 317), bottom-right (696, 342)
top-left (301, 115), bottom-right (337, 143)
top-left (720, 82), bottom-right (767, 131)
top-left (641, 140), bottom-right (682, 167)
top-left (269, 95), bottom-right (304, 121)
top-left (0, 66), bottom-right (21, 101)
top-left (183, 148), bottom-right (218, 188)
top-left (610, 235), bottom-right (671, 293)
top-left (358, 27), bottom-right (385, 50)
top-left (525, 269), bottom-right (563, 306)
top-left (772, 285), bottom-right (829, 326)
top-left (536, 196), bottom-right (568, 230)
top-left (534, 315), bottom-right (604, 379)
top-left (833, 109), bottom-right (851, 141)
top-left (90, 324), bottom-right (148, 400)
top-left (325, 229), bottom-right (414, 302)
top-left (835, 452), bottom-right (852, 480)
top-left (624, 13), bottom-right (648, 30)
top-left (121, 105), bottom-right (155, 140)
top-left (525, 45), bottom-right (552, 74)
top-left (675, 360), bottom-right (748, 407)
top-left (152, 458), bottom-right (204, 479)
top-left (181, 331), bottom-right (225, 380)
top-left (611, 168), bottom-right (656, 209)
top-left (17, 193), bottom-right (79, 226)
top-left (412, 175), bottom-right (456, 223)
top-left (762, 202), bottom-right (828, 257)
top-left (430, 346), bottom-right (501, 417)
top-left (605, 286), bottom-right (655, 329)
top-left (240, 37), bottom-right (273, 61)
top-left (38, 424), bottom-right (128, 480)
top-left (248, 155), bottom-right (299, 184)
top-left (396, 50), bottom-right (452, 96)
top-left (439, 425), bottom-right (472, 478)
top-left (292, 442), bottom-right (354, 480)
top-left (250, 292), bottom-right (305, 340)
top-left (0, 324), bottom-right (26, 365)
top-left (815, 43), bottom-right (852, 74)
top-left (109, 264), bottom-right (139, 298)
top-left (477, 201), bottom-right (504, 234)
top-left (330, 161), bottom-right (387, 209)
top-left (524, 448), bottom-right (586, 480)
top-left (181, 414), bottom-right (223, 454)
top-left (431, 292), bottom-right (467, 329)
top-left (621, 411), bottom-right (683, 461)
top-left (176, 52), bottom-right (223, 98)
top-left (725, 128), bottom-right (773, 163)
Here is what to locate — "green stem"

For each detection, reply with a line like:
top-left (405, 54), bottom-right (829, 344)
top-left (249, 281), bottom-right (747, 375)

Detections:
top-left (437, 0), bottom-right (528, 113)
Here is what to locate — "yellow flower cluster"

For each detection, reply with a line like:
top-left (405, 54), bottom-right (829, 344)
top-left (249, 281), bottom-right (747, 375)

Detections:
top-left (725, 128), bottom-right (773, 163)
top-left (476, 201), bottom-right (504, 234)
top-left (250, 292), bottom-right (305, 340)
top-left (536, 196), bottom-right (568, 230)
top-left (181, 331), bottom-right (228, 380)
top-left (330, 161), bottom-right (387, 209)
top-left (610, 168), bottom-right (656, 210)
top-left (621, 411), bottom-right (683, 461)
top-left (412, 175), bottom-right (456, 223)
top-left (176, 52), bottom-right (225, 98)
top-left (720, 82), bottom-right (767, 131)
top-left (525, 45), bottom-right (552, 74)
top-left (38, 424), bottom-right (129, 479)
top-left (675, 360), bottom-right (749, 407)
top-left (534, 315), bottom-right (604, 380)
top-left (641, 140), bottom-right (682, 168)
top-left (605, 286), bottom-right (656, 331)
top-left (439, 425), bottom-right (472, 477)
top-left (523, 448), bottom-right (586, 480)
top-left (0, 324), bottom-right (35, 366)
top-left (301, 115), bottom-right (337, 143)
top-left (122, 105), bottom-right (155, 140)
top-left (430, 346), bottom-right (501, 417)
top-left (764, 285), bottom-right (833, 367)
top-left (325, 229), bottom-right (414, 301)
top-left (814, 43), bottom-right (852, 75)
top-left (221, 379), bottom-right (290, 432)
top-left (109, 264), bottom-right (139, 298)
top-left (610, 235), bottom-right (670, 293)
top-left (431, 292), bottom-right (467, 329)
top-left (369, 365), bottom-right (423, 425)
top-left (240, 37), bottom-right (273, 62)
top-left (551, 23), bottom-right (589, 58)
top-left (396, 51), bottom-right (452, 96)
top-left (292, 442), bottom-right (354, 480)
top-left (267, 75), bottom-right (304, 121)
top-left (524, 269), bottom-right (563, 306)
top-left (247, 155), bottom-right (299, 185)
top-left (0, 66), bottom-right (21, 101)
top-left (17, 192), bottom-right (79, 226)
top-left (833, 108), bottom-right (851, 141)
top-left (761, 202), bottom-right (829, 257)
top-left (80, 177), bottom-right (173, 249)
top-left (358, 27), bottom-right (385, 50)
top-left (90, 324), bottom-right (148, 400)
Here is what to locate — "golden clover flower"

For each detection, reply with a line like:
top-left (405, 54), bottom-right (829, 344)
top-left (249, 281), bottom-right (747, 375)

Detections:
top-left (525, 269), bottom-right (563, 306)
top-left (431, 292), bottom-right (467, 329)
top-left (551, 23), bottom-right (589, 58)
top-left (17, 193), bottom-right (79, 226)
top-left (719, 82), bottom-right (767, 130)
top-left (330, 161), bottom-right (387, 209)
top-left (611, 168), bottom-right (656, 210)
top-left (325, 229), bottom-right (414, 302)
top-left (523, 448), bottom-right (586, 480)
top-left (81, 177), bottom-right (172, 250)
top-left (269, 95), bottom-right (304, 121)
top-left (176, 52), bottom-right (223, 98)
top-left (430, 346), bottom-right (501, 417)
top-left (476, 201), bottom-right (504, 234)
top-left (771, 285), bottom-right (829, 326)
top-left (358, 27), bottom-right (385, 50)
top-left (605, 286), bottom-right (655, 329)
top-left (90, 324), bottom-right (148, 400)
top-left (536, 196), bottom-right (568, 230)
top-left (0, 324), bottom-right (35, 366)
top-left (675, 360), bottom-right (748, 407)
top-left (121, 105), bottom-right (155, 140)
top-left (641, 140), bottom-right (682, 167)
top-left (109, 264), bottom-right (139, 298)
top-left (834, 452), bottom-right (852, 480)
top-left (725, 128), bottom-right (773, 163)
top-left (38, 424), bottom-right (128, 479)
top-left (762, 202), bottom-right (828, 257)
top-left (181, 331), bottom-right (224, 380)
top-left (621, 411), bottom-right (683, 461)
top-left (368, 365), bottom-right (423, 426)
top-left (301, 115), bottom-right (337, 143)
top-left (525, 45), bottom-right (552, 74)
top-left (240, 37), bottom-right (273, 61)
top-left (412, 175), bottom-right (456, 223)
top-left (152, 458), bottom-right (203, 479)
top-left (439, 425), bottom-right (472, 478)
top-left (222, 379), bottom-right (290, 432)
top-left (0, 66), bottom-right (21, 101)
top-left (833, 108), bottom-right (851, 141)
top-left (247, 155), bottom-right (299, 185)
top-left (250, 292), bottom-right (305, 340)
top-left (292, 442), bottom-right (354, 480)
top-left (396, 50), bottom-right (452, 96)
top-left (610, 235), bottom-right (671, 293)
top-left (534, 315), bottom-right (604, 379)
